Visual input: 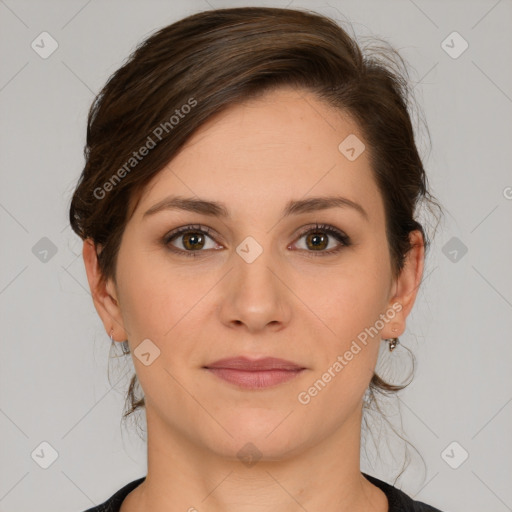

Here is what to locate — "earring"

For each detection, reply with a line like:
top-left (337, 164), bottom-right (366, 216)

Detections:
top-left (109, 328), bottom-right (115, 342)
top-left (387, 326), bottom-right (399, 352)
top-left (387, 337), bottom-right (399, 351)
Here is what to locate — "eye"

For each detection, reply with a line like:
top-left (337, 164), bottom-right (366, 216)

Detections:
top-left (291, 223), bottom-right (351, 256)
top-left (162, 222), bottom-right (351, 258)
top-left (163, 224), bottom-right (221, 257)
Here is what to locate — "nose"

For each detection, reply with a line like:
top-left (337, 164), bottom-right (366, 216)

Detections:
top-left (218, 245), bottom-right (292, 334)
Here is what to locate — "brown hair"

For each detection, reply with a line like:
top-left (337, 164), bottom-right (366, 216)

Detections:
top-left (69, 7), bottom-right (442, 437)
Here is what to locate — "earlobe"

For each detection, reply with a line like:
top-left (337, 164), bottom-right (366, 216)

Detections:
top-left (82, 238), bottom-right (128, 341)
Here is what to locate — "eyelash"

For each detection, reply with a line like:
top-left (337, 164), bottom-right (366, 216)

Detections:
top-left (162, 223), bottom-right (351, 258)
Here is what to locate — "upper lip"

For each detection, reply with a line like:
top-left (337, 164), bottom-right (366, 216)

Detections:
top-left (204, 356), bottom-right (305, 371)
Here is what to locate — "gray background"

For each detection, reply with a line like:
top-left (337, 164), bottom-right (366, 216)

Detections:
top-left (1, 0), bottom-right (511, 511)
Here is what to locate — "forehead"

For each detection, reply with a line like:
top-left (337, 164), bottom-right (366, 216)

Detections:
top-left (131, 86), bottom-right (384, 224)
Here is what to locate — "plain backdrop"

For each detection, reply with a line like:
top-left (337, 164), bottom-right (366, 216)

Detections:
top-left (0, 1), bottom-right (511, 511)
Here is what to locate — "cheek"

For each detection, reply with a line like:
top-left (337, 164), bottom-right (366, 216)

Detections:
top-left (301, 256), bottom-right (390, 386)
top-left (116, 247), bottom-right (217, 353)
top-left (302, 272), bottom-right (385, 408)
top-left (116, 245), bottom-right (178, 339)
top-left (317, 255), bottom-right (389, 335)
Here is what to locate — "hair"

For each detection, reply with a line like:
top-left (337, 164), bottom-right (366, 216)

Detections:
top-left (68, 6), bottom-right (442, 478)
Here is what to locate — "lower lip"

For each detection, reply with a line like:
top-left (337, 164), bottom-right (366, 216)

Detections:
top-left (205, 368), bottom-right (305, 389)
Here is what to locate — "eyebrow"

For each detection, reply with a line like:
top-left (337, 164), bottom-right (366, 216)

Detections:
top-left (143, 194), bottom-right (369, 222)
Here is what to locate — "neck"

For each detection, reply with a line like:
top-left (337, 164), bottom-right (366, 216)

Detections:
top-left (122, 404), bottom-right (387, 512)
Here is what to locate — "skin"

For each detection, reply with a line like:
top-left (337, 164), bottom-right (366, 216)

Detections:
top-left (83, 85), bottom-right (424, 512)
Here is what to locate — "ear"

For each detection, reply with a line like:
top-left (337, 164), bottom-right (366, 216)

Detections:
top-left (82, 238), bottom-right (128, 342)
top-left (380, 229), bottom-right (425, 339)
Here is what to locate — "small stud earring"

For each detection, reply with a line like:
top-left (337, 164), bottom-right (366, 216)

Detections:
top-left (387, 326), bottom-right (399, 351)
top-left (387, 337), bottom-right (399, 351)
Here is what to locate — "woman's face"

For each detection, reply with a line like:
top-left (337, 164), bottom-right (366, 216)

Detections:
top-left (85, 85), bottom-right (423, 460)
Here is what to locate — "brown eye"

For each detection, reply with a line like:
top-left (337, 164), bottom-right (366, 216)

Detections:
top-left (163, 225), bottom-right (220, 257)
top-left (181, 231), bottom-right (206, 250)
top-left (163, 223), bottom-right (350, 259)
top-left (304, 231), bottom-right (329, 251)
top-left (292, 223), bottom-right (351, 256)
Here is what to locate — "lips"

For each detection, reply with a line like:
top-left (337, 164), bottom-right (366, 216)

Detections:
top-left (204, 357), bottom-right (306, 389)
top-left (204, 356), bottom-right (304, 371)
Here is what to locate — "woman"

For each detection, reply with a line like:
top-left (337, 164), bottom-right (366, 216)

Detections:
top-left (70, 6), bottom-right (444, 512)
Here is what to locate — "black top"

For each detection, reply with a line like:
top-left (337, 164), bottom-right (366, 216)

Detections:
top-left (82, 472), bottom-right (445, 511)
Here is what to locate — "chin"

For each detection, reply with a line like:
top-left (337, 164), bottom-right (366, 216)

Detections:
top-left (202, 411), bottom-right (310, 462)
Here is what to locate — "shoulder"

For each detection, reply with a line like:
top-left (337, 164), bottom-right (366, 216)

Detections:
top-left (80, 476), bottom-right (146, 512)
top-left (362, 472), bottom-right (446, 512)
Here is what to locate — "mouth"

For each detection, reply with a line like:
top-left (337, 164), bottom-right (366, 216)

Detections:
top-left (203, 356), bottom-right (306, 390)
